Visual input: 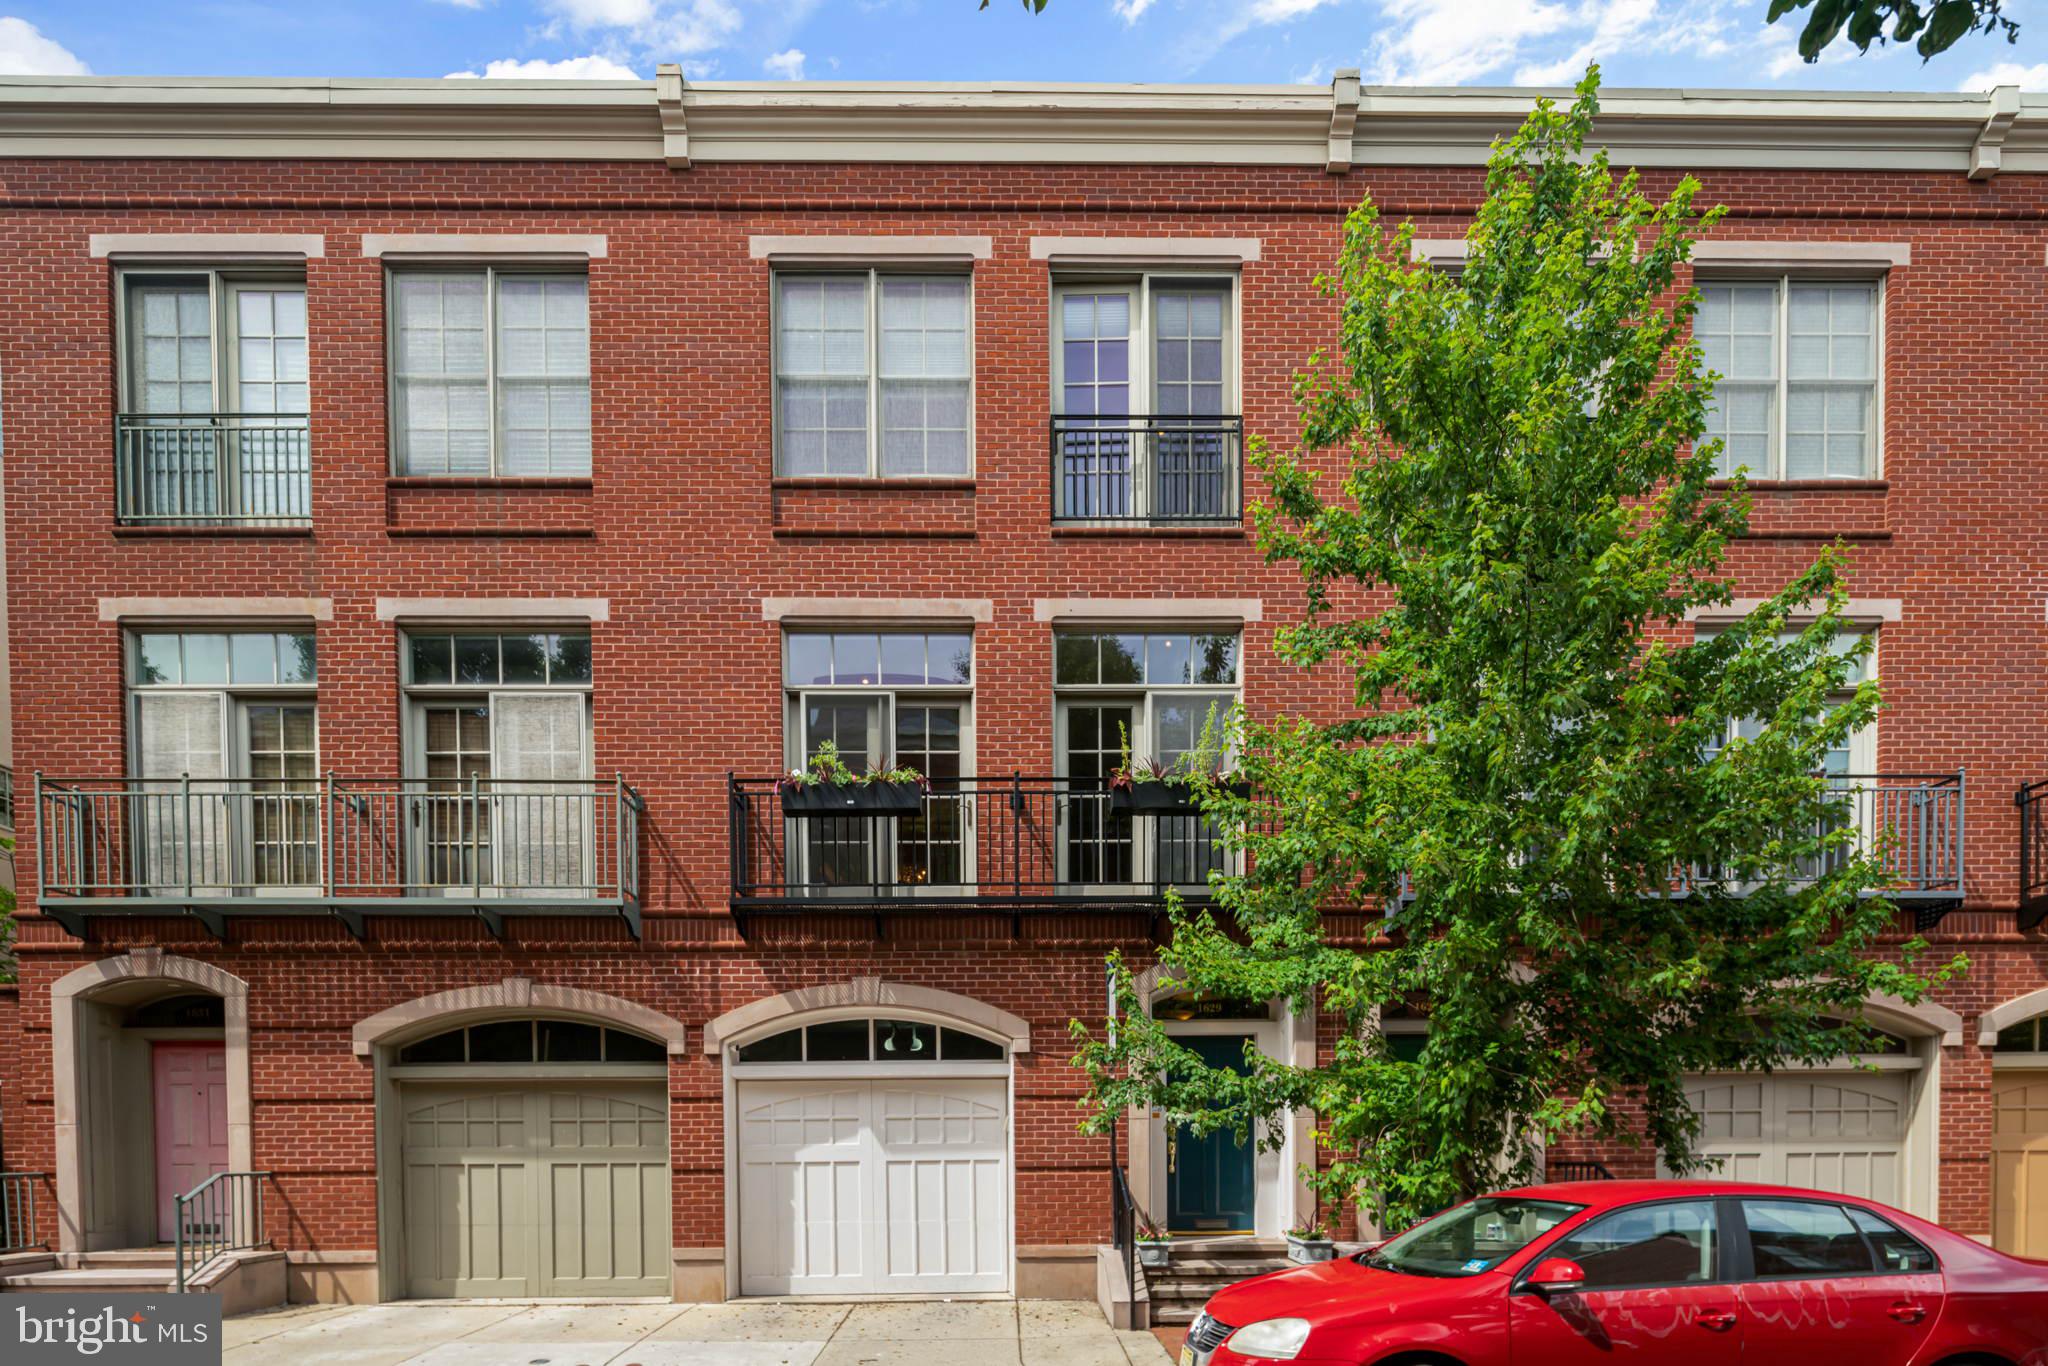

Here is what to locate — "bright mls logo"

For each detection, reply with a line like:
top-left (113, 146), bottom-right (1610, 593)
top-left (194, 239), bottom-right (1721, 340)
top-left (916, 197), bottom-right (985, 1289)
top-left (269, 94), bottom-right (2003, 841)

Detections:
top-left (8, 1295), bottom-right (220, 1364)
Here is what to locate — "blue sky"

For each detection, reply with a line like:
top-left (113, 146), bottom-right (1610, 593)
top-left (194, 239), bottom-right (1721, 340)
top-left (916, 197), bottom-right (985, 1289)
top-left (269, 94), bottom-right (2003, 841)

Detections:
top-left (0, 0), bottom-right (2043, 91)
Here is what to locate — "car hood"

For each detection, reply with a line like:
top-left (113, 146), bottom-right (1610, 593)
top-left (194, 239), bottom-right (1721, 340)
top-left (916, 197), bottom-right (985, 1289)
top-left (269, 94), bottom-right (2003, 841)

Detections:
top-left (1204, 1255), bottom-right (1492, 1328)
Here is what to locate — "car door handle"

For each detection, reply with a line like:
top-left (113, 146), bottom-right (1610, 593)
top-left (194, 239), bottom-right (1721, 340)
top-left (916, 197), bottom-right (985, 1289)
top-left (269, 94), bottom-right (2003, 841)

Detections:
top-left (1888, 1303), bottom-right (1927, 1324)
top-left (1696, 1311), bottom-right (1738, 1332)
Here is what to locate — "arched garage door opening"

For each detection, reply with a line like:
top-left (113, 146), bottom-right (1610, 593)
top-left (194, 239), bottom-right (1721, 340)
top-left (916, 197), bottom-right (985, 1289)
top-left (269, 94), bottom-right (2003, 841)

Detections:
top-left (708, 980), bottom-right (1028, 1298)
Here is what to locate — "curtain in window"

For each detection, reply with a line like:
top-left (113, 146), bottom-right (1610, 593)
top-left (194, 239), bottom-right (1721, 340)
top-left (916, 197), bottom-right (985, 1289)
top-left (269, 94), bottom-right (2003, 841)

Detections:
top-left (1786, 284), bottom-right (1875, 480)
top-left (393, 273), bottom-right (491, 475)
top-left (1698, 283), bottom-right (1779, 479)
top-left (879, 277), bottom-right (970, 476)
top-left (490, 692), bottom-right (591, 893)
top-left (497, 277), bottom-right (591, 476)
top-left (778, 276), bottom-right (870, 476)
top-left (134, 692), bottom-right (230, 894)
top-left (233, 286), bottom-right (311, 518)
top-left (128, 281), bottom-right (221, 519)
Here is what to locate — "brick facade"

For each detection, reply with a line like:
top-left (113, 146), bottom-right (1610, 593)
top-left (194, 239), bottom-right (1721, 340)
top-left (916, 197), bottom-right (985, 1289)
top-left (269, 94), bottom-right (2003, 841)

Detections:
top-left (1, 143), bottom-right (2045, 1290)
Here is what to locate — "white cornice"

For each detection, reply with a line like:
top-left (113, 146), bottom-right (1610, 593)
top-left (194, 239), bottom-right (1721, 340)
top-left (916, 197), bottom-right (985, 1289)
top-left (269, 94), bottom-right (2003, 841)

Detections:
top-left (0, 76), bottom-right (2042, 174)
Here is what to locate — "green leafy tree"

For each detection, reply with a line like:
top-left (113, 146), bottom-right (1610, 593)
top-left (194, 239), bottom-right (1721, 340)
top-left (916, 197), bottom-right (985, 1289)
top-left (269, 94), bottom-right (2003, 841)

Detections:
top-left (976, 0), bottom-right (2018, 63)
top-left (1070, 70), bottom-right (1961, 1231)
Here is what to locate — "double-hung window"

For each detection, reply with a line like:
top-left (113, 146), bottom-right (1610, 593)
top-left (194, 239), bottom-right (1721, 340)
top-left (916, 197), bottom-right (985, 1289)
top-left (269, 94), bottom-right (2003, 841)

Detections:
top-left (390, 269), bottom-right (590, 477)
top-left (116, 269), bottom-right (310, 525)
top-left (782, 629), bottom-right (974, 893)
top-left (773, 272), bottom-right (972, 478)
top-left (1052, 629), bottom-right (1240, 887)
top-left (1051, 276), bottom-right (1240, 523)
top-left (1698, 278), bottom-right (1880, 481)
top-left (127, 630), bottom-right (319, 893)
top-left (400, 631), bottom-right (595, 893)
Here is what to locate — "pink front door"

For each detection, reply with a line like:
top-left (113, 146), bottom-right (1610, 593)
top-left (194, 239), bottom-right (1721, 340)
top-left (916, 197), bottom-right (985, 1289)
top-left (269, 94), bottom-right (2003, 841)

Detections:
top-left (152, 1043), bottom-right (229, 1242)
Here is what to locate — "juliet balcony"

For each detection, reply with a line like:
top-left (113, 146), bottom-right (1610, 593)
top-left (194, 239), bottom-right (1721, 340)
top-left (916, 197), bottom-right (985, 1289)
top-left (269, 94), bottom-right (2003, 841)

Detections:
top-left (1050, 415), bottom-right (1244, 527)
top-left (33, 775), bottom-right (643, 940)
top-left (115, 413), bottom-right (312, 528)
top-left (727, 775), bottom-right (1234, 934)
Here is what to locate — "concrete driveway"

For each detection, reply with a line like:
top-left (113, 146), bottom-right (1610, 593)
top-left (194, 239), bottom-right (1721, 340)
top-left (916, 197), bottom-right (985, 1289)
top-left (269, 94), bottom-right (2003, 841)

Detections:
top-left (223, 1299), bottom-right (1176, 1366)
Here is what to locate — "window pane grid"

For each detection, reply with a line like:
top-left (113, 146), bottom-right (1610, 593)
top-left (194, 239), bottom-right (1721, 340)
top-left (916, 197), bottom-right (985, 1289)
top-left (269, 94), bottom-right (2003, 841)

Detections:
top-left (1700, 277), bottom-right (1878, 481)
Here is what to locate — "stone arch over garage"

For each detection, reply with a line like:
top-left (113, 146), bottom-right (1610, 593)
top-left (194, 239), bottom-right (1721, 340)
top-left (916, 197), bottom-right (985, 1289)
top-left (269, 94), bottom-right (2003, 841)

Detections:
top-left (352, 975), bottom-right (689, 1056)
top-left (50, 949), bottom-right (251, 1253)
top-left (702, 976), bottom-right (1031, 1054)
top-left (1978, 987), bottom-right (2048, 1046)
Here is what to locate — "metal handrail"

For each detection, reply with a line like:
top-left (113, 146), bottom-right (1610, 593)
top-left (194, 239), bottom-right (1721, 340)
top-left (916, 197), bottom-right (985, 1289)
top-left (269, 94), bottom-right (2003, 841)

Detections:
top-left (36, 773), bottom-right (642, 910)
top-left (0, 1172), bottom-right (47, 1253)
top-left (1544, 1159), bottom-right (1615, 1183)
top-left (174, 1170), bottom-right (270, 1292)
top-left (728, 773), bottom-right (1241, 908)
top-left (1050, 414), bottom-right (1244, 525)
top-left (114, 412), bottom-right (310, 527)
top-left (1674, 772), bottom-right (1965, 902)
top-left (2020, 779), bottom-right (2048, 932)
top-left (1110, 1123), bottom-right (1138, 1307)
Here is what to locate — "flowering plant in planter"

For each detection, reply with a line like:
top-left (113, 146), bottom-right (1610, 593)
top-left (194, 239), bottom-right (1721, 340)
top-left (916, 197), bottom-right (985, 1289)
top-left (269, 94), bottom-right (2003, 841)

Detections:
top-left (1286, 1220), bottom-right (1337, 1264)
top-left (778, 741), bottom-right (930, 815)
top-left (1106, 722), bottom-right (1249, 814)
top-left (1135, 1211), bottom-right (1173, 1269)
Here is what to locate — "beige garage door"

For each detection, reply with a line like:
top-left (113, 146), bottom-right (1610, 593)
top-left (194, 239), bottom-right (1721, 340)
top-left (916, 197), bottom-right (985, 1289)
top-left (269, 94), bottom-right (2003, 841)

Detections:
top-left (1679, 1074), bottom-right (1909, 1204)
top-left (401, 1083), bottom-right (670, 1298)
top-left (1994, 1072), bottom-right (2048, 1257)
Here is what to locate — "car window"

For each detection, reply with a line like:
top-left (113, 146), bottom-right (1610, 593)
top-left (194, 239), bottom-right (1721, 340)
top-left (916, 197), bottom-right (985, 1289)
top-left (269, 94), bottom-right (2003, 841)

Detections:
top-left (1846, 1207), bottom-right (1937, 1273)
top-left (1367, 1197), bottom-right (1583, 1277)
top-left (1543, 1199), bottom-right (1719, 1290)
top-left (1742, 1200), bottom-right (1878, 1278)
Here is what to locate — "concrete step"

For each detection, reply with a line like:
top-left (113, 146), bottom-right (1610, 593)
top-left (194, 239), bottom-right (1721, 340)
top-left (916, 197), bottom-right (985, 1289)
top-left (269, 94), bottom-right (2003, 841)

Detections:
top-left (1, 1267), bottom-right (174, 1293)
top-left (1153, 1302), bottom-right (1205, 1326)
top-left (75, 1249), bottom-right (177, 1270)
top-left (1149, 1257), bottom-right (1292, 1278)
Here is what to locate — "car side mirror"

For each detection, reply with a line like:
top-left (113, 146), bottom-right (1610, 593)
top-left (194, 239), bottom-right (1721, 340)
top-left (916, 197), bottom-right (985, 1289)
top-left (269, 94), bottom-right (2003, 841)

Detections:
top-left (1524, 1257), bottom-right (1587, 1296)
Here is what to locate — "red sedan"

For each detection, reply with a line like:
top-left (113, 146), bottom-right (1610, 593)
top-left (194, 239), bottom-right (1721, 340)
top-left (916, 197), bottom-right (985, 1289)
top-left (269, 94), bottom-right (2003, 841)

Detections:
top-left (1182, 1180), bottom-right (2048, 1366)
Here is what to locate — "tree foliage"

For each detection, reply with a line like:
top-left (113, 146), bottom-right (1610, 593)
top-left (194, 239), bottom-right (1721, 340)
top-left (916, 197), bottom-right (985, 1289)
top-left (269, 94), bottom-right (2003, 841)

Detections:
top-left (1070, 70), bottom-right (1961, 1232)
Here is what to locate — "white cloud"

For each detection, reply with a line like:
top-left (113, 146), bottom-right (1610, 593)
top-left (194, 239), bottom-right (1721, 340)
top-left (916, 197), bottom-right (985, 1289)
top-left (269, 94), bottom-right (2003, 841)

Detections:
top-left (428, 0), bottom-right (490, 9)
top-left (763, 47), bottom-right (805, 79)
top-left (448, 54), bottom-right (642, 79)
top-left (0, 16), bottom-right (88, 75)
top-left (1513, 0), bottom-right (1657, 85)
top-left (1368, 0), bottom-right (1571, 84)
top-left (1114, 0), bottom-right (1158, 21)
top-left (543, 0), bottom-right (657, 26)
top-left (1962, 61), bottom-right (2048, 90)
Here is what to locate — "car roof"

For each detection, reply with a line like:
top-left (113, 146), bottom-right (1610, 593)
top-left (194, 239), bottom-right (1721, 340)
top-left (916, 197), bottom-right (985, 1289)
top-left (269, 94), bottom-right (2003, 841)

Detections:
top-left (1496, 1179), bottom-right (1900, 1208)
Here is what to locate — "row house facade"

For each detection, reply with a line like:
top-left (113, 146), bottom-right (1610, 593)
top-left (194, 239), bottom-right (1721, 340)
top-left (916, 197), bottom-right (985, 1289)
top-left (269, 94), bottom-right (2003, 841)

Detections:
top-left (0, 70), bottom-right (2045, 1311)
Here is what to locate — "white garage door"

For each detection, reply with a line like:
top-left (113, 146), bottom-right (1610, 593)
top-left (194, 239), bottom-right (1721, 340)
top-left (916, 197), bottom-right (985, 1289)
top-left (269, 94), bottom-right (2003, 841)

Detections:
top-left (1680, 1074), bottom-right (1909, 1204)
top-left (736, 1078), bottom-right (1008, 1296)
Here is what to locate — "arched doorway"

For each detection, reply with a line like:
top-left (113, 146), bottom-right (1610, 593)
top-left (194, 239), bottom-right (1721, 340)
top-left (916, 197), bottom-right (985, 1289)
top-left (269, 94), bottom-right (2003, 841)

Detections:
top-left (1980, 988), bottom-right (2048, 1256)
top-left (355, 977), bottom-right (685, 1299)
top-left (49, 950), bottom-right (251, 1254)
top-left (705, 978), bottom-right (1028, 1297)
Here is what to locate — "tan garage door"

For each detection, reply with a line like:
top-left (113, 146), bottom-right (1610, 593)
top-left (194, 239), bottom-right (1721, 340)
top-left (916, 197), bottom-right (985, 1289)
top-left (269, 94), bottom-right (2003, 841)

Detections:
top-left (1679, 1074), bottom-right (1909, 1204)
top-left (401, 1083), bottom-right (670, 1297)
top-left (1994, 1072), bottom-right (2048, 1257)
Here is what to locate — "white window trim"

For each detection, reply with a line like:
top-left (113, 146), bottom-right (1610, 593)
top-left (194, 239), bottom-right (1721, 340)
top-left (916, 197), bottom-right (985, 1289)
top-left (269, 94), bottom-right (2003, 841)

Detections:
top-left (1691, 241), bottom-right (1911, 270)
top-left (771, 267), bottom-right (976, 480)
top-left (780, 628), bottom-right (977, 776)
top-left (1030, 237), bottom-right (1261, 266)
top-left (113, 265), bottom-right (308, 416)
top-left (100, 596), bottom-right (333, 623)
top-left (1700, 272), bottom-right (1887, 482)
top-left (92, 233), bottom-right (325, 261)
top-left (760, 597), bottom-right (992, 624)
top-left (750, 235), bottom-right (990, 264)
top-left (375, 597), bottom-right (609, 624)
top-left (1034, 597), bottom-right (1261, 623)
top-left (1685, 598), bottom-right (1901, 625)
top-left (383, 264), bottom-right (592, 479)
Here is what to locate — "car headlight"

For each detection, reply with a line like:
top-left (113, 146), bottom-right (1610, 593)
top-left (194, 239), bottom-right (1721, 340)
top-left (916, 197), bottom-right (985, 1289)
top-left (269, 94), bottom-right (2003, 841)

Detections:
top-left (1225, 1318), bottom-right (1312, 1360)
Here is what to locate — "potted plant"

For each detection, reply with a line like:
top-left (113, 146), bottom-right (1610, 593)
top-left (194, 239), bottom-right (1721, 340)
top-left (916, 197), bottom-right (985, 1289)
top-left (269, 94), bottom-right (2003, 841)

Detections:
top-left (778, 741), bottom-right (929, 816)
top-left (1135, 1212), bottom-right (1173, 1269)
top-left (1105, 723), bottom-right (1249, 815)
top-left (1286, 1221), bottom-right (1336, 1264)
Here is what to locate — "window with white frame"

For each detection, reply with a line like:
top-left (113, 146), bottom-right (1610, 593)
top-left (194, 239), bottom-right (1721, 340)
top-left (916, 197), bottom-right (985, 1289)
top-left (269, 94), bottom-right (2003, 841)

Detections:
top-left (115, 269), bottom-right (310, 523)
top-left (127, 630), bottom-right (319, 892)
top-left (783, 629), bottom-right (974, 890)
top-left (1052, 628), bottom-right (1240, 885)
top-left (773, 272), bottom-right (972, 478)
top-left (400, 631), bottom-right (594, 892)
top-left (1051, 276), bottom-right (1238, 521)
top-left (1697, 278), bottom-right (1880, 481)
top-left (389, 269), bottom-right (590, 477)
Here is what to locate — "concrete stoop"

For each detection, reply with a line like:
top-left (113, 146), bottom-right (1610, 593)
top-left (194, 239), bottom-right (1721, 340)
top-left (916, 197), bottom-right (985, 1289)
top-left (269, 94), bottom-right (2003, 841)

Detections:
top-left (0, 1246), bottom-right (288, 1314)
top-left (1142, 1240), bottom-right (1293, 1327)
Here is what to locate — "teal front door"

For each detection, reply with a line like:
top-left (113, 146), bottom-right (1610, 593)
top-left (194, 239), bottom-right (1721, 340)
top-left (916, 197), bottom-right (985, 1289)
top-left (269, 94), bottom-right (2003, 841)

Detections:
top-left (1168, 1034), bottom-right (1257, 1233)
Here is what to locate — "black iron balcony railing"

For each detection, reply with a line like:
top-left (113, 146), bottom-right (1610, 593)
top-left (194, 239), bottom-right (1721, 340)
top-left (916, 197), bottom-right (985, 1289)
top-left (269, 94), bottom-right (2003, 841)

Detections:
top-left (174, 1170), bottom-right (270, 1293)
top-left (115, 413), bottom-right (311, 527)
top-left (1050, 415), bottom-right (1243, 525)
top-left (0, 1172), bottom-right (46, 1253)
top-left (728, 775), bottom-right (1235, 929)
top-left (35, 773), bottom-right (643, 940)
top-left (2019, 779), bottom-right (2048, 932)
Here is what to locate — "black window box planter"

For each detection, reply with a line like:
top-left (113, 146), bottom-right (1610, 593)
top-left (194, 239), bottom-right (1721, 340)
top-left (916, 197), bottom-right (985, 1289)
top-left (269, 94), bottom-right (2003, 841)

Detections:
top-left (1109, 778), bottom-right (1249, 816)
top-left (780, 781), bottom-right (926, 817)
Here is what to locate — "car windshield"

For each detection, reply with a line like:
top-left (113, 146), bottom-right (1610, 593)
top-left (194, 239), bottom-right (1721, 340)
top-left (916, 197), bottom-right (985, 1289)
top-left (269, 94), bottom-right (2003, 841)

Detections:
top-left (1363, 1197), bottom-right (1584, 1278)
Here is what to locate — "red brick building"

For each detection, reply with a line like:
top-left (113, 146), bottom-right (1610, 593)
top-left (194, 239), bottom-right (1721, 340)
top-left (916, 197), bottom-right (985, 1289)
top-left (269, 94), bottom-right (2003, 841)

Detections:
top-left (0, 70), bottom-right (2045, 1310)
